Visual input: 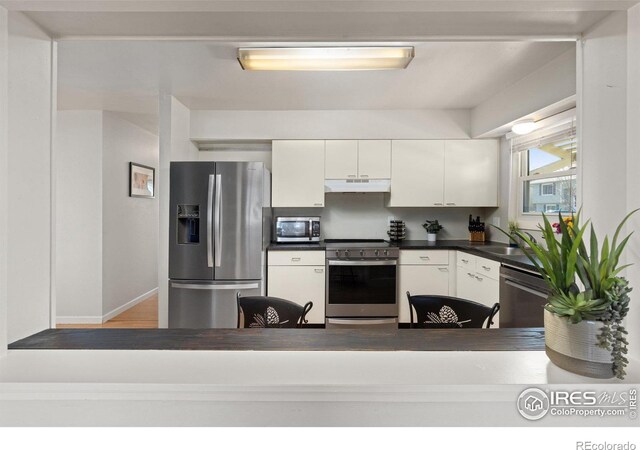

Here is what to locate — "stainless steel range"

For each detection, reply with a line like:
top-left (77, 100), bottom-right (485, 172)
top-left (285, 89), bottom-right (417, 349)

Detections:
top-left (325, 239), bottom-right (399, 329)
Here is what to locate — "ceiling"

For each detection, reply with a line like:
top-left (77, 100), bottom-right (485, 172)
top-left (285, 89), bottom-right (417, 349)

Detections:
top-left (22, 0), bottom-right (630, 133)
top-left (23, 10), bottom-right (611, 39)
top-left (57, 40), bottom-right (575, 114)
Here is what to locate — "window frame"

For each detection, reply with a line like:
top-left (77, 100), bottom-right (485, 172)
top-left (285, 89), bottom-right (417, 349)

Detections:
top-left (513, 119), bottom-right (578, 224)
top-left (517, 154), bottom-right (577, 219)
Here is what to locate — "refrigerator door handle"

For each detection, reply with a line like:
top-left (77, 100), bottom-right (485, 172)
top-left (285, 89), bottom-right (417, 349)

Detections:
top-left (207, 174), bottom-right (214, 268)
top-left (215, 174), bottom-right (222, 267)
top-left (171, 282), bottom-right (259, 290)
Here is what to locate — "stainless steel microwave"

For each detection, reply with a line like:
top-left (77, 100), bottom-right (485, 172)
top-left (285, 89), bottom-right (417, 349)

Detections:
top-left (275, 216), bottom-right (321, 242)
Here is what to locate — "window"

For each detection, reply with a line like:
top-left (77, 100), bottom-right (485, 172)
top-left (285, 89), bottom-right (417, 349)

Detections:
top-left (511, 118), bottom-right (577, 217)
top-left (540, 183), bottom-right (555, 196)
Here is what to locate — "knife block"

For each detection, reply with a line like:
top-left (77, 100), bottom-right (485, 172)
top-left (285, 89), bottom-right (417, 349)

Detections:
top-left (469, 231), bottom-right (486, 242)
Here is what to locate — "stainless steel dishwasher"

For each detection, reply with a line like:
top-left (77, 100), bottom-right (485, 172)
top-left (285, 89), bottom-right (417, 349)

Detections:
top-left (499, 264), bottom-right (550, 328)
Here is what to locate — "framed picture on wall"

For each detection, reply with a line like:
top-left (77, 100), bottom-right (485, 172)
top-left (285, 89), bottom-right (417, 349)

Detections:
top-left (129, 162), bottom-right (155, 198)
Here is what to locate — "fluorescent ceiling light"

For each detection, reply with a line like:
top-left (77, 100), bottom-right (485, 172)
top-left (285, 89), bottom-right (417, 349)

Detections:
top-left (237, 46), bottom-right (415, 71)
top-left (511, 120), bottom-right (537, 135)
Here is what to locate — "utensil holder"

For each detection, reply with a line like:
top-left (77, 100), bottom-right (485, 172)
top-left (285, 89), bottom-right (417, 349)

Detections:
top-left (469, 231), bottom-right (485, 242)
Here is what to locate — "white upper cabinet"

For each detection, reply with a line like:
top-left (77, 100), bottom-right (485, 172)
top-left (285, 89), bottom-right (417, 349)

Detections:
top-left (444, 140), bottom-right (499, 207)
top-left (388, 140), bottom-right (445, 207)
top-left (325, 140), bottom-right (391, 180)
top-left (272, 140), bottom-right (325, 207)
top-left (325, 140), bottom-right (358, 179)
top-left (357, 140), bottom-right (391, 179)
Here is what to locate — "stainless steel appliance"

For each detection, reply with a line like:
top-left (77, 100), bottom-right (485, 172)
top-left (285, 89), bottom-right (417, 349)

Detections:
top-left (325, 239), bottom-right (399, 329)
top-left (169, 161), bottom-right (270, 328)
top-left (275, 216), bottom-right (321, 243)
top-left (499, 264), bottom-right (550, 328)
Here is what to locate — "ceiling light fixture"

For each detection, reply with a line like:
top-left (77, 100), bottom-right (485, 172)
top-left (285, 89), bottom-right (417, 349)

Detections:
top-left (237, 46), bottom-right (415, 71)
top-left (511, 120), bottom-right (537, 135)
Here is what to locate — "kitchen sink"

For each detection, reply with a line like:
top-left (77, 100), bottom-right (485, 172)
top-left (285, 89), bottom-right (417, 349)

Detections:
top-left (482, 246), bottom-right (526, 256)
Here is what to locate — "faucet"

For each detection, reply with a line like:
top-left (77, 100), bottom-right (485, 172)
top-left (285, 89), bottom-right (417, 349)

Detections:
top-left (524, 231), bottom-right (537, 245)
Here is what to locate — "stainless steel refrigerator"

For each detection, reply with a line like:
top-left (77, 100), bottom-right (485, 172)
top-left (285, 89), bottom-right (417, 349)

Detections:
top-left (168, 161), bottom-right (270, 328)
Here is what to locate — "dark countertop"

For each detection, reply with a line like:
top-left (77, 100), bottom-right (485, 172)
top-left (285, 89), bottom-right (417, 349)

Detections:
top-left (9, 327), bottom-right (544, 351)
top-left (268, 239), bottom-right (538, 271)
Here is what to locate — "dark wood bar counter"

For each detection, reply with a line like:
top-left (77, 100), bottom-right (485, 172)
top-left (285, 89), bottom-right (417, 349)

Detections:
top-left (9, 327), bottom-right (544, 351)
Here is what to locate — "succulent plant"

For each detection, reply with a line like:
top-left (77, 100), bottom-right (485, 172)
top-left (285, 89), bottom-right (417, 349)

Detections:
top-left (423, 220), bottom-right (443, 234)
top-left (494, 208), bottom-right (639, 379)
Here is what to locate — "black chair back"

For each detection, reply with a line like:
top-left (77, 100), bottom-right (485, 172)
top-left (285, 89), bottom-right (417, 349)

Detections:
top-left (406, 292), bottom-right (499, 329)
top-left (237, 294), bottom-right (313, 328)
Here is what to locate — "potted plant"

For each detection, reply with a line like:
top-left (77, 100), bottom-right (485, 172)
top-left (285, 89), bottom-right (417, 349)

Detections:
top-left (423, 220), bottom-right (443, 242)
top-left (498, 209), bottom-right (637, 379)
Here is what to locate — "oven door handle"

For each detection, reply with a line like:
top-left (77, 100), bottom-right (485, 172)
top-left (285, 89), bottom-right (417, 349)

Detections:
top-left (327, 318), bottom-right (398, 326)
top-left (327, 259), bottom-right (397, 266)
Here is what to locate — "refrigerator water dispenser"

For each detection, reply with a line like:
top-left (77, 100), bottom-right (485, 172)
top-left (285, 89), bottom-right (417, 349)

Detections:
top-left (177, 204), bottom-right (200, 244)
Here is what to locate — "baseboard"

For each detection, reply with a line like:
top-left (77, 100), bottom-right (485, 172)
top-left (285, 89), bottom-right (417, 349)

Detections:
top-left (56, 287), bottom-right (158, 325)
top-left (56, 316), bottom-right (103, 325)
top-left (102, 287), bottom-right (158, 322)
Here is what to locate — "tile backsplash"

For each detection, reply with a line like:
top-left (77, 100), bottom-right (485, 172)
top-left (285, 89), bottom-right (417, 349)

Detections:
top-left (274, 193), bottom-right (492, 241)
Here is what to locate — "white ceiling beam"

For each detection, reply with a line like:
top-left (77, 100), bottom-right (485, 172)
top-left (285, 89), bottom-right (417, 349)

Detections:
top-left (1, 0), bottom-right (638, 12)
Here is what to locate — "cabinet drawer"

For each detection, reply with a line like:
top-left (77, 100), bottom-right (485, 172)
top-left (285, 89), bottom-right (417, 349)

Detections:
top-left (268, 250), bottom-right (326, 266)
top-left (399, 250), bottom-right (449, 265)
top-left (456, 252), bottom-right (476, 269)
top-left (475, 256), bottom-right (500, 281)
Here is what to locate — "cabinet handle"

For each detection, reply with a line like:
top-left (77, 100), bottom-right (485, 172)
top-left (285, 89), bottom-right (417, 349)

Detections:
top-left (461, 259), bottom-right (469, 263)
top-left (467, 272), bottom-right (475, 278)
top-left (475, 276), bottom-right (484, 281)
top-left (348, 174), bottom-right (357, 178)
top-left (446, 202), bottom-right (456, 206)
top-left (314, 268), bottom-right (324, 273)
top-left (433, 202), bottom-right (443, 206)
top-left (360, 174), bottom-right (369, 178)
top-left (291, 257), bottom-right (301, 262)
top-left (419, 256), bottom-right (430, 260)
top-left (482, 265), bottom-right (491, 271)
top-left (438, 268), bottom-right (448, 272)
top-left (313, 203), bottom-right (323, 206)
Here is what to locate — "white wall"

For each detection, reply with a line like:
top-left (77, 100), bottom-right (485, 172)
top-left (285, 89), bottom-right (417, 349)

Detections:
top-left (626, 4), bottom-right (640, 362)
top-left (7, 12), bottom-right (52, 343)
top-left (199, 149), bottom-right (272, 170)
top-left (471, 49), bottom-right (577, 138)
top-left (485, 137), bottom-right (512, 242)
top-left (158, 95), bottom-right (199, 328)
top-left (579, 10), bottom-right (640, 361)
top-left (101, 112), bottom-right (159, 317)
top-left (0, 6), bottom-right (8, 355)
top-left (580, 12), bottom-right (628, 238)
top-left (190, 109), bottom-right (471, 141)
top-left (55, 111), bottom-right (103, 321)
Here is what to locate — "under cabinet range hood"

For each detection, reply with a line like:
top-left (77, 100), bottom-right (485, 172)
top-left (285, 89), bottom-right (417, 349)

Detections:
top-left (324, 179), bottom-right (391, 193)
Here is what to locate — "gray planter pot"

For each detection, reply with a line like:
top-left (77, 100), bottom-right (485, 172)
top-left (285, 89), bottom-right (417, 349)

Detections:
top-left (544, 309), bottom-right (614, 379)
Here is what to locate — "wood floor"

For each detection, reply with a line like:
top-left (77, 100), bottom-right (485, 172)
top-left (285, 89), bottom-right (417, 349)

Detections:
top-left (57, 295), bottom-right (158, 329)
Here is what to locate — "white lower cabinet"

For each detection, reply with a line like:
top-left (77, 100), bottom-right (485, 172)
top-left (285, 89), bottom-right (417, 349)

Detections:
top-left (455, 252), bottom-right (500, 327)
top-left (397, 250), bottom-right (451, 324)
top-left (267, 251), bottom-right (326, 325)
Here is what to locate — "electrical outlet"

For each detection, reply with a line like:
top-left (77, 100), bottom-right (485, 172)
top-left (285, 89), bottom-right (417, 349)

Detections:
top-left (492, 217), bottom-right (501, 227)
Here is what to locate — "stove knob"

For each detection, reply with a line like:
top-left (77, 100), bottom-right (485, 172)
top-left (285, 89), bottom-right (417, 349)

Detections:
top-left (384, 249), bottom-right (389, 256)
top-left (360, 249), bottom-right (365, 257)
top-left (335, 250), bottom-right (340, 257)
top-left (374, 249), bottom-right (380, 257)
top-left (344, 249), bottom-right (350, 257)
